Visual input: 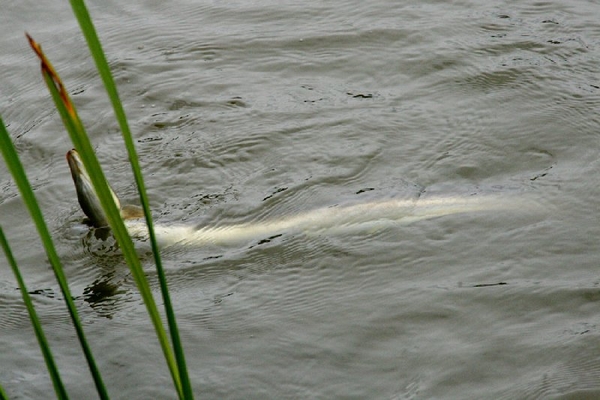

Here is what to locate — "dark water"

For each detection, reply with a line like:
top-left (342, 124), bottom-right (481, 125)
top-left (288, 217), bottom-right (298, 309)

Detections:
top-left (1, 1), bottom-right (600, 398)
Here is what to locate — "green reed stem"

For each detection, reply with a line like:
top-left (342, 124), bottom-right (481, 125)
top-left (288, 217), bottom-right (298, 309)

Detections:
top-left (0, 226), bottom-right (69, 400)
top-left (0, 381), bottom-right (8, 400)
top-left (26, 37), bottom-right (184, 399)
top-left (67, 2), bottom-right (193, 398)
top-left (0, 116), bottom-right (106, 399)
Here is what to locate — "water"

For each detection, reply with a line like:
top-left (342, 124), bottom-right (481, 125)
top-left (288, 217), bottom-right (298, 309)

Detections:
top-left (1, 0), bottom-right (600, 398)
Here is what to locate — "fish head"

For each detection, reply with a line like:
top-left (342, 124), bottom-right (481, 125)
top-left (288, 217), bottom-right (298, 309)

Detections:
top-left (66, 149), bottom-right (121, 228)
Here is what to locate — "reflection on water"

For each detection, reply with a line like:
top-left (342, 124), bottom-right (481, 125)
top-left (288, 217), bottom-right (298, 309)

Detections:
top-left (2, 0), bottom-right (600, 398)
top-left (82, 270), bottom-right (134, 319)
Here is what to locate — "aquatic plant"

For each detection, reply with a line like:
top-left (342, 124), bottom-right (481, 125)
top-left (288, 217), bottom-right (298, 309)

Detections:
top-left (0, 1), bottom-right (193, 398)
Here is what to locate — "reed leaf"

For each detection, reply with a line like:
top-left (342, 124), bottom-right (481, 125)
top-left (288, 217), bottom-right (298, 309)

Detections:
top-left (0, 382), bottom-right (8, 400)
top-left (27, 32), bottom-right (189, 399)
top-left (0, 116), bottom-right (107, 399)
top-left (68, 1), bottom-right (193, 397)
top-left (0, 226), bottom-right (68, 400)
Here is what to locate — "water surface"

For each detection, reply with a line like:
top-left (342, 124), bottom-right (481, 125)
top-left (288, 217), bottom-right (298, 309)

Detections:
top-left (1, 1), bottom-right (600, 398)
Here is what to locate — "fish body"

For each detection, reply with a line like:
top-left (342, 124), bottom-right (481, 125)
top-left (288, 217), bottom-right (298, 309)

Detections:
top-left (67, 149), bottom-right (539, 249)
top-left (123, 195), bottom-right (530, 248)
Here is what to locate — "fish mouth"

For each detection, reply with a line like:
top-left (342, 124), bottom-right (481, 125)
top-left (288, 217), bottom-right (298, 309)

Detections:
top-left (66, 149), bottom-right (121, 228)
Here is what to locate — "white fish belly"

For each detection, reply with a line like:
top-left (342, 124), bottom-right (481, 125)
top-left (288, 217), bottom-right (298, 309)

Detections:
top-left (124, 194), bottom-right (537, 248)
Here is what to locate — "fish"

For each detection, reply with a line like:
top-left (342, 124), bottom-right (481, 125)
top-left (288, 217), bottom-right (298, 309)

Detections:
top-left (67, 149), bottom-right (539, 249)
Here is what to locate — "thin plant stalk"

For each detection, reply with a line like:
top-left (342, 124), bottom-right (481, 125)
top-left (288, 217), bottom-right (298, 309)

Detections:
top-left (0, 381), bottom-right (8, 400)
top-left (0, 226), bottom-right (69, 400)
top-left (66, 3), bottom-right (193, 398)
top-left (27, 34), bottom-right (187, 399)
top-left (0, 116), bottom-right (108, 399)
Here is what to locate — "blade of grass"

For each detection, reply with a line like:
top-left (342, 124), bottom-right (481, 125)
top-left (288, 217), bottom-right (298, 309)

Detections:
top-left (0, 226), bottom-right (69, 400)
top-left (26, 34), bottom-right (187, 399)
top-left (66, 2), bottom-right (193, 398)
top-left (0, 116), bottom-right (108, 399)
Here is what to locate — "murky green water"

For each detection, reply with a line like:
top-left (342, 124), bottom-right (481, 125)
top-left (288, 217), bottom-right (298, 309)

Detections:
top-left (2, 1), bottom-right (600, 398)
